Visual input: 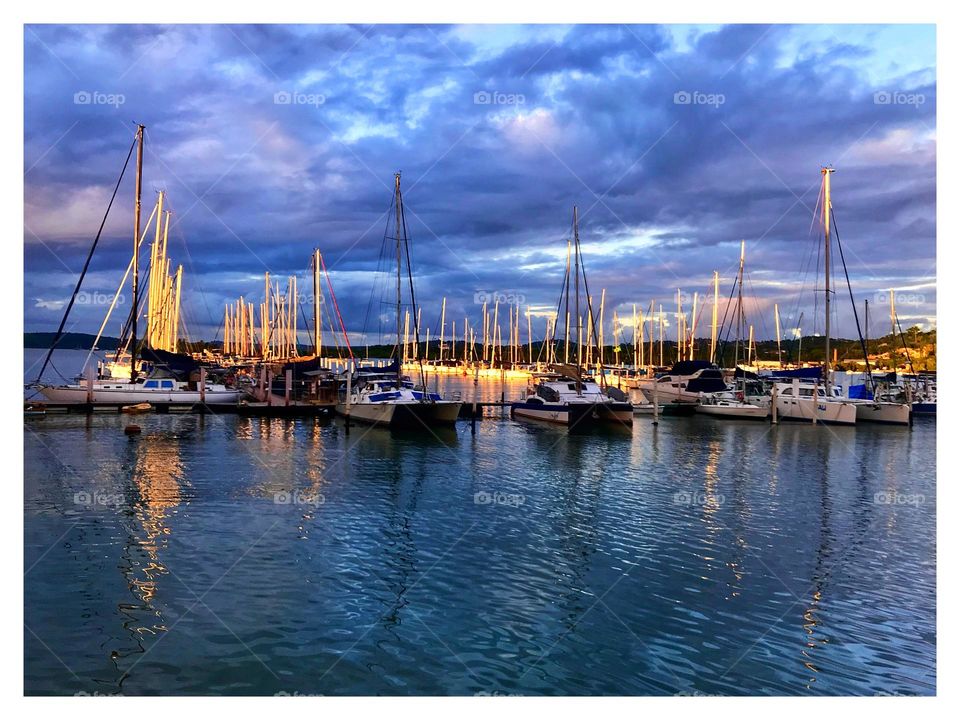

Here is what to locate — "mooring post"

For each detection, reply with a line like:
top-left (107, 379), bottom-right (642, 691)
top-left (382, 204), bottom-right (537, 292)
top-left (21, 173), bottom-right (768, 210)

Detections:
top-left (812, 379), bottom-right (819, 425)
top-left (285, 368), bottom-right (292, 407)
top-left (199, 367), bottom-right (206, 412)
top-left (345, 359), bottom-right (352, 434)
top-left (652, 376), bottom-right (659, 425)
top-left (771, 383), bottom-right (778, 424)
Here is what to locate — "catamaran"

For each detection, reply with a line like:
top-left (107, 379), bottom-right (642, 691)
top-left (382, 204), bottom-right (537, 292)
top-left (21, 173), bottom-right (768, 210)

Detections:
top-left (335, 173), bottom-right (462, 428)
top-left (510, 207), bottom-right (632, 429)
top-left (512, 367), bottom-right (634, 426)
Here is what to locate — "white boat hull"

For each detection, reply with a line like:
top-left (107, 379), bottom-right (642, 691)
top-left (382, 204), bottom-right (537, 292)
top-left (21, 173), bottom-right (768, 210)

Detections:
top-left (696, 403), bottom-right (769, 420)
top-left (773, 396), bottom-right (857, 425)
top-left (38, 385), bottom-right (241, 405)
top-left (637, 383), bottom-right (700, 404)
top-left (336, 401), bottom-right (461, 428)
top-left (511, 401), bottom-right (633, 427)
top-left (853, 402), bottom-right (912, 425)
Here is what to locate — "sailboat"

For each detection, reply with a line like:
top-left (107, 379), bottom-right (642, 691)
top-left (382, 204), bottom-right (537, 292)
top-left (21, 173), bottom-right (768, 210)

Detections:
top-left (695, 242), bottom-right (770, 420)
top-left (35, 126), bottom-right (241, 407)
top-left (828, 168), bottom-right (911, 425)
top-left (771, 167), bottom-right (857, 425)
top-left (335, 173), bottom-right (462, 428)
top-left (510, 207), bottom-right (633, 429)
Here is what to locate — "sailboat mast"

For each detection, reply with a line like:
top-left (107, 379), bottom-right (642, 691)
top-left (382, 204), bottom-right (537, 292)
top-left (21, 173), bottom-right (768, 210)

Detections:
top-left (573, 206), bottom-right (581, 393)
top-left (313, 249), bottom-right (322, 357)
top-left (710, 271), bottom-right (719, 363)
top-left (394, 173), bottom-right (403, 387)
top-left (823, 167), bottom-right (835, 382)
top-left (775, 303), bottom-right (782, 368)
top-left (734, 240), bottom-right (745, 369)
top-left (130, 124), bottom-right (145, 383)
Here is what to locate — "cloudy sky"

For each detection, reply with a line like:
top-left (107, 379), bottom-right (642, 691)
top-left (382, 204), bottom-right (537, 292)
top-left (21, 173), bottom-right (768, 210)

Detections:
top-left (23, 24), bottom-right (936, 347)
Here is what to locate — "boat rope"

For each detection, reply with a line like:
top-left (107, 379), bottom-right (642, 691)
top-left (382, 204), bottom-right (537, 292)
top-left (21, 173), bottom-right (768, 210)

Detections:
top-left (318, 251), bottom-right (354, 360)
top-left (34, 135), bottom-right (137, 385)
top-left (893, 311), bottom-right (917, 376)
top-left (398, 182), bottom-right (429, 392)
top-left (830, 207), bottom-right (874, 393)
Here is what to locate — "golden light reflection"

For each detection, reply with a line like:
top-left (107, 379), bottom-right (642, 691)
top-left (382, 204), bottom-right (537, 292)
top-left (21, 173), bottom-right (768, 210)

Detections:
top-left (130, 433), bottom-right (185, 605)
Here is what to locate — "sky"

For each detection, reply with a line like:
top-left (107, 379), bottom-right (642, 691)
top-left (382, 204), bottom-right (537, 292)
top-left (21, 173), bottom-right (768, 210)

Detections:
top-left (23, 24), bottom-right (936, 347)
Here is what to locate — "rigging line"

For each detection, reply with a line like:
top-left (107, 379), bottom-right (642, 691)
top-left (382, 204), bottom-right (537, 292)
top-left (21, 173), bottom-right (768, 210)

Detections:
top-left (166, 198), bottom-right (215, 335)
top-left (893, 312), bottom-right (917, 376)
top-left (298, 296), bottom-right (313, 354)
top-left (35, 135), bottom-right (137, 385)
top-left (398, 180), bottom-right (428, 392)
top-left (318, 252), bottom-right (354, 359)
top-left (714, 270), bottom-right (740, 365)
top-left (826, 220), bottom-right (868, 371)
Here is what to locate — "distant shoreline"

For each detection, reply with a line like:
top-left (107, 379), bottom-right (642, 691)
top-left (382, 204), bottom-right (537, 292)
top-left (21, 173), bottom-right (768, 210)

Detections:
top-left (24, 332), bottom-right (120, 351)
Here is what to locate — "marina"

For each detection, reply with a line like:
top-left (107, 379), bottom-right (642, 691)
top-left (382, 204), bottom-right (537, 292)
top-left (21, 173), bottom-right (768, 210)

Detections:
top-left (20, 17), bottom-right (940, 705)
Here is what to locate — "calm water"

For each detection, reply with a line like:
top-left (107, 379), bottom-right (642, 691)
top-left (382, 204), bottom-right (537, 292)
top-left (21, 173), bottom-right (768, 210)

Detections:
top-left (24, 350), bottom-right (936, 695)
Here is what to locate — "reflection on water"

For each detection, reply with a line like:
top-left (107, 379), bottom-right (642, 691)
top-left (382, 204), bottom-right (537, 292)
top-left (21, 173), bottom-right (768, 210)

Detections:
top-left (114, 431), bottom-right (185, 682)
top-left (23, 385), bottom-right (936, 696)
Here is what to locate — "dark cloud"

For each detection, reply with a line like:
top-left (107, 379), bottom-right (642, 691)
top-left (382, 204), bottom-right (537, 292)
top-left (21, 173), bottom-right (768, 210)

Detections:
top-left (24, 23), bottom-right (936, 342)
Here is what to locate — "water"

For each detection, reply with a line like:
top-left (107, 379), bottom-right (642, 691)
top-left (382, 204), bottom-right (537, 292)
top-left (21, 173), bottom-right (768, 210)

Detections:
top-left (24, 351), bottom-right (936, 695)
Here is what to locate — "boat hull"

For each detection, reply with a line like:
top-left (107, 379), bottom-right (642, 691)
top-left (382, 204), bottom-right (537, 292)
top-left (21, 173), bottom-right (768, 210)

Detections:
top-left (38, 385), bottom-right (242, 406)
top-left (637, 384), bottom-right (699, 404)
top-left (853, 402), bottom-right (912, 425)
top-left (511, 401), bottom-right (634, 428)
top-left (336, 401), bottom-right (461, 428)
top-left (696, 404), bottom-right (769, 420)
top-left (773, 397), bottom-right (857, 425)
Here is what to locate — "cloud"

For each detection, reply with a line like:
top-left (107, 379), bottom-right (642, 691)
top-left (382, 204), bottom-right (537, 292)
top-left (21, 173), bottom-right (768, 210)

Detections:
top-left (24, 23), bottom-right (936, 341)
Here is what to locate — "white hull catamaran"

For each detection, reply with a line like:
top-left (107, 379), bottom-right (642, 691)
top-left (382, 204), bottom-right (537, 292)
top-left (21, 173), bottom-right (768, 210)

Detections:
top-left (509, 207), bottom-right (632, 430)
top-left (512, 369), bottom-right (634, 427)
top-left (336, 173), bottom-right (461, 429)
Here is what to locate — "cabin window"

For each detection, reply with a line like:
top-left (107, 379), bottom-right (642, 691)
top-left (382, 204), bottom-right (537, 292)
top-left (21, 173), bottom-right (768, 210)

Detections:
top-left (781, 388), bottom-right (793, 396)
top-left (161, 380), bottom-right (175, 389)
top-left (143, 380), bottom-right (158, 389)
